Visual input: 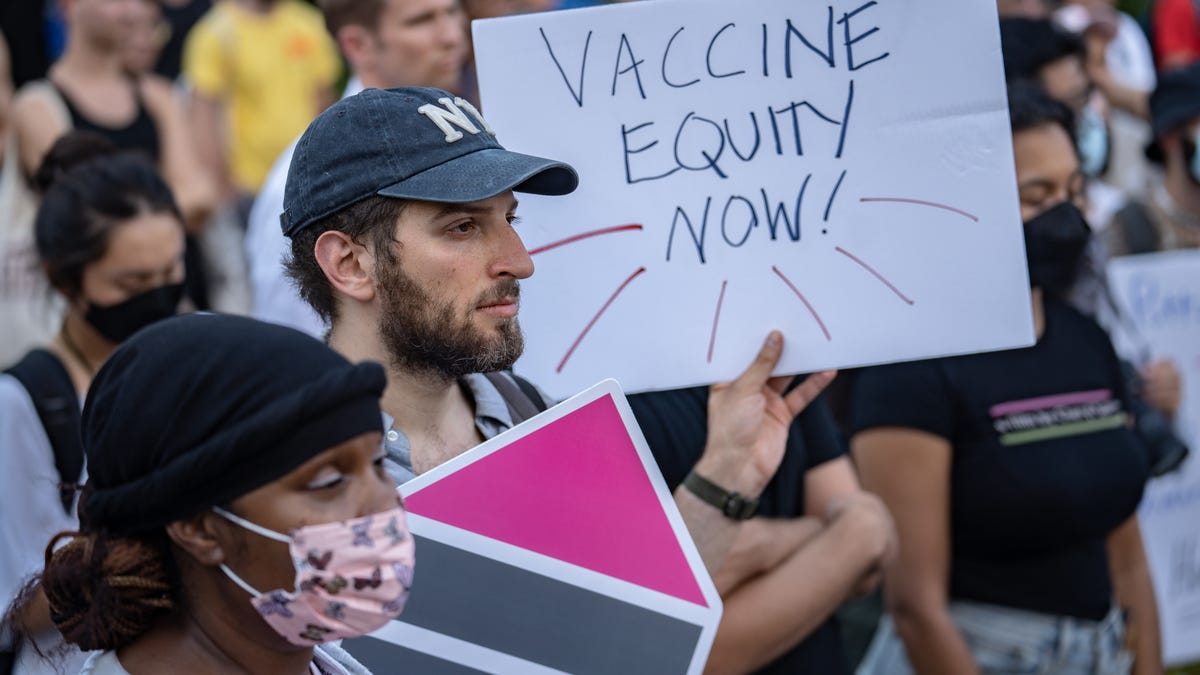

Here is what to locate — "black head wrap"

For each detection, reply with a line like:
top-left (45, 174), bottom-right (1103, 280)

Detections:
top-left (81, 313), bottom-right (386, 535)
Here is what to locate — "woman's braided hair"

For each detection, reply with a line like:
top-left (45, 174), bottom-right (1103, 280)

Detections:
top-left (39, 527), bottom-right (177, 651)
top-left (3, 486), bottom-right (180, 655)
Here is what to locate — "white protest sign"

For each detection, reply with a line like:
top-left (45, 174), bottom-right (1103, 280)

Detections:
top-left (1107, 251), bottom-right (1200, 667)
top-left (473, 0), bottom-right (1034, 398)
top-left (342, 380), bottom-right (722, 674)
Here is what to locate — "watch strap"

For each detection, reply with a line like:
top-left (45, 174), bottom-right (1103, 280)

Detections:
top-left (682, 469), bottom-right (759, 520)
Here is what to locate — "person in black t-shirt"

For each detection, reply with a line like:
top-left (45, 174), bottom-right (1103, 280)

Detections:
top-left (630, 386), bottom-right (895, 675)
top-left (852, 82), bottom-right (1161, 675)
top-left (155, 0), bottom-right (213, 81)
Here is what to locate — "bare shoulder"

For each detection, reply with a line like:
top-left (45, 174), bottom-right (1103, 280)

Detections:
top-left (10, 83), bottom-right (69, 172)
top-left (137, 75), bottom-right (182, 116)
top-left (11, 82), bottom-right (62, 125)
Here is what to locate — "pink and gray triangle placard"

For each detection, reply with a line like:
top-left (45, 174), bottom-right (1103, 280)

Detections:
top-left (343, 379), bottom-right (722, 675)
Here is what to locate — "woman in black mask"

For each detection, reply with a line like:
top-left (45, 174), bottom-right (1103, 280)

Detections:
top-left (851, 82), bottom-right (1161, 674)
top-left (0, 131), bottom-right (184, 675)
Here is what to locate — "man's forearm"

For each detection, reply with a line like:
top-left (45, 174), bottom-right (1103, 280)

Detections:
top-left (676, 437), bottom-right (778, 573)
top-left (674, 485), bottom-right (742, 573)
top-left (713, 517), bottom-right (824, 595)
top-left (703, 512), bottom-right (885, 675)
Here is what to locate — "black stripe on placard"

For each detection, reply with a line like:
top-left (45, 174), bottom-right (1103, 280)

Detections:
top-left (341, 636), bottom-right (490, 674)
top-left (345, 534), bottom-right (703, 674)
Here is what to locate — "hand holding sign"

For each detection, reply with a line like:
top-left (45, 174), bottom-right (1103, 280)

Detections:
top-left (1106, 250), bottom-right (1200, 666)
top-left (700, 331), bottom-right (836, 497)
top-left (1139, 359), bottom-right (1183, 417)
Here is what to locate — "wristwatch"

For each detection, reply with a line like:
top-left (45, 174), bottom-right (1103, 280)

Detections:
top-left (682, 469), bottom-right (759, 520)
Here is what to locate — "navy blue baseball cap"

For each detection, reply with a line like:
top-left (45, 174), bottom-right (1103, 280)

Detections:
top-left (282, 87), bottom-right (579, 237)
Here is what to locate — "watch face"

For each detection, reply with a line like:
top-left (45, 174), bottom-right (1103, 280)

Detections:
top-left (722, 494), bottom-right (758, 520)
top-left (685, 470), bottom-right (758, 519)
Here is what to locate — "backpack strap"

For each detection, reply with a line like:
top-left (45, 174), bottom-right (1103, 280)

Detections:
top-left (4, 349), bottom-right (83, 515)
top-left (482, 371), bottom-right (548, 425)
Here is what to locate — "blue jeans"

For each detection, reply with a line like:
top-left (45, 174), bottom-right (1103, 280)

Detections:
top-left (857, 600), bottom-right (1133, 675)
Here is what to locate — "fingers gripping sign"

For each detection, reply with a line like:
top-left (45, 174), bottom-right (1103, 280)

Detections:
top-left (701, 331), bottom-right (837, 498)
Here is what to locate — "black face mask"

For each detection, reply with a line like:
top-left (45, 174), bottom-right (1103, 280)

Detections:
top-left (1023, 201), bottom-right (1091, 295)
top-left (85, 283), bottom-right (184, 343)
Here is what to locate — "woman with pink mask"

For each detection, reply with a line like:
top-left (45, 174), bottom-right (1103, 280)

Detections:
top-left (5, 313), bottom-right (415, 675)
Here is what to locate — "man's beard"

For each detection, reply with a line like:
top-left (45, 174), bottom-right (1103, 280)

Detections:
top-left (376, 262), bottom-right (524, 380)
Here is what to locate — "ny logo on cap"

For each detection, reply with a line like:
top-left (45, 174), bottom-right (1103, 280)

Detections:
top-left (417, 97), bottom-right (496, 143)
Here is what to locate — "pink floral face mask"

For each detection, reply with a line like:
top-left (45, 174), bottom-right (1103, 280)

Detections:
top-left (213, 505), bottom-right (415, 646)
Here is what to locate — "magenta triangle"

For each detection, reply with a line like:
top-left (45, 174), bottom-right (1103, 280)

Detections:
top-left (405, 395), bottom-right (708, 607)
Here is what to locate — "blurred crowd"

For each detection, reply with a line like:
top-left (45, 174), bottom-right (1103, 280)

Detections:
top-left (0, 1), bottom-right (1197, 674)
top-left (0, 0), bottom-right (630, 359)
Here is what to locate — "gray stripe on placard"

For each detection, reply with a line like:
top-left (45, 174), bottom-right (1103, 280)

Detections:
top-left (358, 534), bottom-right (702, 674)
top-left (341, 635), bottom-right (490, 674)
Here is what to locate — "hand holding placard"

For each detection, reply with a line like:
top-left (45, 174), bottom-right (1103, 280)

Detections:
top-left (1106, 250), bottom-right (1200, 666)
top-left (674, 331), bottom-right (835, 573)
top-left (700, 331), bottom-right (836, 497)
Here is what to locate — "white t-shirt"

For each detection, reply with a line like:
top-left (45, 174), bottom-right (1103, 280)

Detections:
top-left (245, 78), bottom-right (364, 339)
top-left (0, 372), bottom-right (89, 675)
top-left (1107, 12), bottom-right (1156, 93)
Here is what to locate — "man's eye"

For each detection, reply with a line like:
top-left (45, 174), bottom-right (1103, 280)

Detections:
top-left (450, 221), bottom-right (476, 234)
top-left (508, 215), bottom-right (522, 226)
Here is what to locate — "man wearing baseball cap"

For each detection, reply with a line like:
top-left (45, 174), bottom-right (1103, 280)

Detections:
top-left (246, 0), bottom-right (470, 337)
top-left (281, 86), bottom-right (835, 571)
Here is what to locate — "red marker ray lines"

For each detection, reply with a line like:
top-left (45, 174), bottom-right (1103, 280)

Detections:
top-left (707, 280), bottom-right (728, 363)
top-left (770, 266), bottom-right (831, 342)
top-left (859, 197), bottom-right (979, 222)
top-left (835, 246), bottom-right (915, 305)
top-left (557, 267), bottom-right (648, 373)
top-left (529, 224), bottom-right (644, 256)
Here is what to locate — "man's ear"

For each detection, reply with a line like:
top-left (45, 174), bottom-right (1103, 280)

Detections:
top-left (336, 24), bottom-right (375, 74)
top-left (314, 230), bottom-right (377, 304)
top-left (166, 513), bottom-right (228, 568)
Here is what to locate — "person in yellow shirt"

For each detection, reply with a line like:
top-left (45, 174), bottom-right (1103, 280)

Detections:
top-left (184, 0), bottom-right (340, 207)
